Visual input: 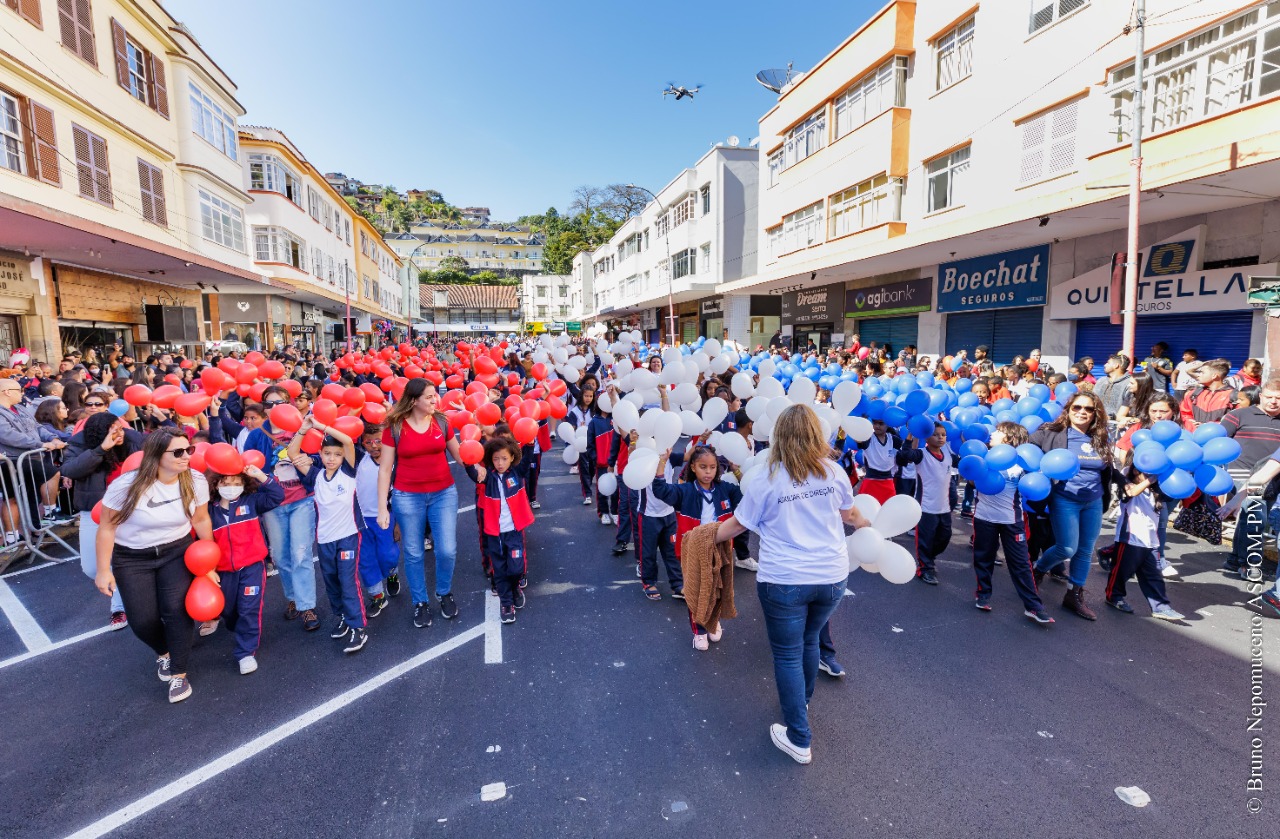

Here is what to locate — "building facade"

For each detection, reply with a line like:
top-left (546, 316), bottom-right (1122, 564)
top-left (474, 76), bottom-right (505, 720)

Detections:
top-left (520, 273), bottom-right (585, 334)
top-left (386, 221), bottom-right (545, 278)
top-left (415, 284), bottom-right (520, 337)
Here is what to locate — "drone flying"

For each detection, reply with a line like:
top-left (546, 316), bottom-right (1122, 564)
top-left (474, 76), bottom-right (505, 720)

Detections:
top-left (663, 83), bottom-right (701, 101)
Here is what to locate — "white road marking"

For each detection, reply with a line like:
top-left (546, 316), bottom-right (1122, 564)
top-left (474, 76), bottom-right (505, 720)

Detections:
top-left (485, 590), bottom-right (503, 664)
top-left (62, 623), bottom-right (486, 839)
top-left (0, 577), bottom-right (51, 652)
top-left (0, 624), bottom-right (115, 671)
top-left (480, 781), bottom-right (507, 802)
top-left (1, 557), bottom-right (73, 578)
top-left (458, 504), bottom-right (476, 513)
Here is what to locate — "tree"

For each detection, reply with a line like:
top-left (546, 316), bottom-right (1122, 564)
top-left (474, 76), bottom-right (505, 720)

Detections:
top-left (599, 184), bottom-right (651, 222)
top-left (419, 268), bottom-right (471, 285)
top-left (438, 255), bottom-right (469, 273)
top-left (344, 195), bottom-right (386, 235)
top-left (568, 185), bottom-right (606, 218)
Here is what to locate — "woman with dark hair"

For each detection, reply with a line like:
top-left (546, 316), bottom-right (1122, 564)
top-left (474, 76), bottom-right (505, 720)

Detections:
top-left (61, 381), bottom-right (88, 415)
top-left (1030, 390), bottom-right (1117, 620)
top-left (61, 412), bottom-right (145, 629)
top-left (377, 378), bottom-right (463, 628)
top-left (1107, 393), bottom-right (1181, 577)
top-left (1114, 372), bottom-right (1155, 426)
top-left (35, 399), bottom-right (72, 442)
top-left (95, 428), bottom-right (213, 703)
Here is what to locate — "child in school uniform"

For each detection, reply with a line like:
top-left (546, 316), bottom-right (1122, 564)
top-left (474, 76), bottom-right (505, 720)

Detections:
top-left (634, 437), bottom-right (686, 601)
top-left (857, 418), bottom-right (908, 504)
top-left (971, 422), bottom-right (1054, 625)
top-left (357, 422), bottom-right (399, 617)
top-left (466, 436), bottom-right (535, 624)
top-left (649, 444), bottom-right (742, 650)
top-left (567, 388), bottom-right (597, 506)
top-left (205, 463), bottom-right (284, 673)
top-left (1104, 465), bottom-right (1186, 621)
top-left (586, 397), bottom-right (620, 532)
top-left (287, 417), bottom-right (367, 653)
top-left (898, 422), bottom-right (954, 586)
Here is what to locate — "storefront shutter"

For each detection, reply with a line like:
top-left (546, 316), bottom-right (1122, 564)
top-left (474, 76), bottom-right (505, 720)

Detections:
top-left (945, 307), bottom-right (1043, 366)
top-left (855, 315), bottom-right (918, 354)
top-left (1074, 310), bottom-right (1254, 376)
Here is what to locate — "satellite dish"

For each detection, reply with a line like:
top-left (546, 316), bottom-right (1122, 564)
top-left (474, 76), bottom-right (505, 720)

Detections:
top-left (727, 135), bottom-right (740, 147)
top-left (755, 63), bottom-right (798, 94)
top-left (748, 137), bottom-right (760, 148)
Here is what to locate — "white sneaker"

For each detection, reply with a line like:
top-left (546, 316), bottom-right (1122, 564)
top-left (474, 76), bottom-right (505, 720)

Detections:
top-left (770, 723), bottom-right (812, 764)
top-left (198, 620), bottom-right (219, 637)
top-left (735, 557), bottom-right (759, 572)
top-left (692, 634), bottom-right (709, 651)
top-left (600, 513), bottom-right (614, 526)
top-left (531, 500), bottom-right (541, 509)
top-left (1161, 563), bottom-right (1179, 578)
top-left (238, 656), bottom-right (258, 675)
top-left (570, 465), bottom-right (579, 474)
top-left (708, 623), bottom-right (723, 643)
top-left (582, 497), bottom-right (593, 505)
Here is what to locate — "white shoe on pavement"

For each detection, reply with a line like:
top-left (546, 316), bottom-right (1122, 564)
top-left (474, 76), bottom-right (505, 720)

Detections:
top-left (692, 634), bottom-right (709, 651)
top-left (239, 656), bottom-right (258, 675)
top-left (600, 513), bottom-right (613, 526)
top-left (583, 497), bottom-right (593, 505)
top-left (198, 620), bottom-right (218, 637)
top-left (708, 623), bottom-right (723, 643)
top-left (735, 557), bottom-right (759, 572)
top-left (770, 723), bottom-right (812, 764)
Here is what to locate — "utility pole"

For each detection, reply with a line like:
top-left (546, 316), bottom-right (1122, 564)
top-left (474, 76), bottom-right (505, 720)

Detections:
top-left (1122, 0), bottom-right (1145, 365)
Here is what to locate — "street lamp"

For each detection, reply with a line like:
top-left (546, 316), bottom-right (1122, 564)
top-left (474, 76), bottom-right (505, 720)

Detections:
top-left (624, 183), bottom-right (677, 347)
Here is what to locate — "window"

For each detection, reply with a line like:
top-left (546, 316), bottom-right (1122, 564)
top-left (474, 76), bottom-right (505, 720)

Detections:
top-left (537, 305), bottom-right (547, 318)
top-left (253, 226), bottom-right (306, 270)
top-left (836, 56), bottom-right (909, 137)
top-left (700, 184), bottom-right (711, 215)
top-left (311, 245), bottom-right (323, 276)
top-left (0, 91), bottom-right (23, 174)
top-left (188, 83), bottom-right (237, 160)
top-left (248, 153), bottom-right (301, 203)
top-left (778, 108), bottom-right (826, 171)
top-left (306, 186), bottom-right (320, 220)
top-left (829, 175), bottom-right (904, 237)
top-left (199, 189), bottom-right (245, 252)
top-left (110, 19), bottom-right (167, 117)
top-left (71, 123), bottom-right (111, 205)
top-left (57, 0), bottom-right (97, 67)
top-left (935, 16), bottom-right (974, 90)
top-left (344, 218), bottom-right (351, 245)
top-left (1019, 99), bottom-right (1079, 184)
top-left (655, 213), bottom-right (669, 238)
top-left (559, 306), bottom-right (569, 317)
top-left (363, 277), bottom-right (371, 298)
top-left (536, 285), bottom-right (546, 298)
top-left (321, 202), bottom-right (332, 231)
top-left (1030, 0), bottom-right (1087, 34)
top-left (699, 242), bottom-right (711, 271)
top-left (926, 146), bottom-right (970, 212)
top-left (671, 248), bottom-right (696, 280)
top-left (123, 37), bottom-right (146, 102)
top-left (558, 285), bottom-right (568, 297)
top-left (4, 0), bottom-right (43, 28)
top-left (771, 201), bottom-right (824, 256)
top-left (671, 194), bottom-right (696, 228)
top-left (136, 158), bottom-right (166, 226)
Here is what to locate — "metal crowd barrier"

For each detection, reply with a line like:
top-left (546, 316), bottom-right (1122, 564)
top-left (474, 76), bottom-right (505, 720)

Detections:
top-left (5, 448), bottom-right (80, 567)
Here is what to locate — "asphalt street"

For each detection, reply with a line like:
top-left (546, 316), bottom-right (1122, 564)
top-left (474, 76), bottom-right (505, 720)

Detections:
top-left (0, 455), bottom-right (1277, 839)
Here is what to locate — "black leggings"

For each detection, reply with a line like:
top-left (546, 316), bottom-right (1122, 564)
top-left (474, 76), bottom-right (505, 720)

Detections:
top-left (113, 536), bottom-right (195, 673)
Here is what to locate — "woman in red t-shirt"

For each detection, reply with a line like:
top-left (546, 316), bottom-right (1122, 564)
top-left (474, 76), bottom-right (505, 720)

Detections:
top-left (378, 378), bottom-right (463, 628)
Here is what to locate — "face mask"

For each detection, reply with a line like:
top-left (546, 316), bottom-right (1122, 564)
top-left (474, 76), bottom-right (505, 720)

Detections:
top-left (218, 486), bottom-right (244, 501)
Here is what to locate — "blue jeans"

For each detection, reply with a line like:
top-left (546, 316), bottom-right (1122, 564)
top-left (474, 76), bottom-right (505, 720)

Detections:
top-left (1034, 490), bottom-right (1103, 588)
top-left (392, 485), bottom-right (458, 603)
top-left (262, 496), bottom-right (318, 611)
top-left (757, 581), bottom-right (845, 749)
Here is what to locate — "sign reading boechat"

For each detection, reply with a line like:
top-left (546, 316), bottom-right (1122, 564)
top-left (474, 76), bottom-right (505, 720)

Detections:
top-left (936, 244), bottom-right (1050, 313)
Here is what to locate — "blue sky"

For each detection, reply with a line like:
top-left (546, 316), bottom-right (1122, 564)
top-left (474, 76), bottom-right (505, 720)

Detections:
top-left (169, 0), bottom-right (883, 220)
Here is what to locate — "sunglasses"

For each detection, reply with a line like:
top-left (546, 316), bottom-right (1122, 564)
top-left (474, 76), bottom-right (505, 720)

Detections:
top-left (1069, 404), bottom-right (1095, 413)
top-left (263, 400), bottom-right (287, 408)
top-left (166, 446), bottom-right (193, 458)
top-left (85, 401), bottom-right (106, 408)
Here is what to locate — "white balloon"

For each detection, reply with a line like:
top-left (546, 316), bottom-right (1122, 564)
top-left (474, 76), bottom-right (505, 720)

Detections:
top-left (630, 369), bottom-right (657, 391)
top-left (597, 472), bottom-right (617, 496)
top-left (532, 350), bottom-right (550, 364)
top-left (629, 330), bottom-right (642, 344)
top-left (613, 400), bottom-right (639, 433)
top-left (622, 391), bottom-right (646, 409)
top-left (874, 495), bottom-right (922, 539)
top-left (731, 372), bottom-right (756, 399)
top-left (818, 416), bottom-right (832, 442)
top-left (766, 397), bottom-right (790, 421)
top-left (658, 364), bottom-right (682, 386)
top-left (639, 388), bottom-right (662, 406)
top-left (701, 397), bottom-right (728, 430)
top-left (552, 347), bottom-right (568, 365)
top-left (635, 435), bottom-right (658, 451)
top-left (878, 540), bottom-right (918, 585)
top-left (709, 355), bottom-right (731, 375)
top-left (788, 376), bottom-right (817, 405)
top-left (745, 396), bottom-right (770, 422)
top-left (703, 339), bottom-right (722, 357)
top-left (556, 421), bottom-right (574, 441)
top-left (851, 494), bottom-right (882, 522)
top-left (813, 405), bottom-right (838, 437)
top-left (654, 411), bottom-right (683, 450)
top-left (569, 355), bottom-right (588, 370)
top-left (715, 431), bottom-right (749, 466)
top-left (575, 428), bottom-right (589, 450)
top-left (681, 360), bottom-right (701, 383)
top-left (563, 367), bottom-right (582, 385)
top-left (680, 410), bottom-right (705, 437)
top-left (623, 458), bottom-right (657, 491)
top-left (754, 412), bottom-right (775, 441)
top-left (841, 416), bottom-right (874, 442)
top-left (756, 377), bottom-right (785, 400)
top-left (691, 353), bottom-right (710, 374)
top-left (759, 358), bottom-right (777, 379)
top-left (663, 347), bottom-right (683, 368)
top-left (561, 447), bottom-right (578, 465)
top-left (637, 408), bottom-right (661, 438)
top-left (832, 381), bottom-right (862, 415)
top-left (672, 382), bottom-right (699, 406)
top-left (846, 527), bottom-right (885, 571)
top-left (616, 359), bottom-right (634, 378)
top-left (707, 431), bottom-right (723, 449)
top-left (721, 472), bottom-right (739, 485)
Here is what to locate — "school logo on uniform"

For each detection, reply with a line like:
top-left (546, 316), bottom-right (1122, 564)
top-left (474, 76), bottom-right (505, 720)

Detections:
top-left (339, 550), bottom-right (355, 560)
top-left (506, 477), bottom-right (517, 488)
top-left (511, 548), bottom-right (522, 559)
top-left (236, 505), bottom-right (249, 516)
top-left (243, 585), bottom-right (259, 596)
top-left (1015, 534), bottom-right (1025, 542)
top-left (720, 500), bottom-right (730, 510)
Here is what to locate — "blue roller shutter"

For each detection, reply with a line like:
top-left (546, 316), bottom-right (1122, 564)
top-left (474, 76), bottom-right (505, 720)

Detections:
top-left (945, 307), bottom-right (1044, 365)
top-left (1074, 310), bottom-right (1253, 376)
top-left (855, 315), bottom-right (918, 354)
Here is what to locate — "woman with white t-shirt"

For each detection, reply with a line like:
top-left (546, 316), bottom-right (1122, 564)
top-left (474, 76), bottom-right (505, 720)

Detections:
top-left (715, 403), bottom-right (872, 765)
top-left (95, 428), bottom-right (214, 704)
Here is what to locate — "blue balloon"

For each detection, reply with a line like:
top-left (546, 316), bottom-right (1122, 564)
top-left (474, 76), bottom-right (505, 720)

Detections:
top-left (1150, 420), bottom-right (1182, 446)
top-left (1055, 382), bottom-right (1078, 403)
top-left (1015, 444), bottom-right (1042, 472)
top-left (957, 392), bottom-right (978, 408)
top-left (895, 375), bottom-right (919, 394)
top-left (1021, 416), bottom-right (1043, 433)
top-left (1194, 464), bottom-right (1234, 495)
top-left (818, 376), bottom-right (838, 391)
top-left (985, 444), bottom-right (1017, 471)
top-left (1192, 422), bottom-right (1228, 445)
top-left (996, 410), bottom-right (1020, 425)
top-left (916, 372), bottom-right (935, 389)
top-left (109, 399), bottom-right (130, 417)
top-left (1133, 441), bottom-right (1171, 475)
top-left (883, 406), bottom-right (909, 428)
top-left (991, 398), bottom-right (1015, 415)
top-left (1042, 401), bottom-right (1063, 421)
top-left (927, 390), bottom-right (949, 414)
top-left (1165, 439), bottom-right (1204, 472)
top-left (1201, 436), bottom-right (1242, 466)
top-left (909, 413), bottom-right (937, 440)
top-left (955, 378), bottom-right (973, 393)
top-left (1130, 428), bottom-right (1153, 447)
top-left (901, 390), bottom-right (931, 416)
top-left (864, 382), bottom-right (884, 399)
top-left (826, 363), bottom-right (841, 375)
top-left (975, 468), bottom-right (1008, 495)
top-left (1158, 468), bottom-right (1197, 499)
top-left (804, 367), bottom-right (821, 381)
top-left (1040, 449), bottom-right (1080, 481)
top-left (1018, 471), bottom-right (1052, 501)
top-left (1016, 397), bottom-right (1042, 418)
top-left (959, 439), bottom-right (988, 459)
top-left (1028, 384), bottom-right (1051, 403)
top-left (962, 424), bottom-right (991, 443)
top-left (958, 455), bottom-right (987, 481)
top-left (865, 400), bottom-right (887, 421)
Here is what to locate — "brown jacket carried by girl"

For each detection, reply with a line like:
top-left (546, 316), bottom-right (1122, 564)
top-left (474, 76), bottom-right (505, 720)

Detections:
top-left (680, 521), bottom-right (736, 630)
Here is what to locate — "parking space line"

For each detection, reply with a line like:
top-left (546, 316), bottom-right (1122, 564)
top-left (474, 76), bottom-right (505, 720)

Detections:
top-left (63, 622), bottom-right (486, 839)
top-left (0, 577), bottom-right (52, 652)
top-left (484, 589), bottom-right (502, 664)
top-left (1, 556), bottom-right (74, 578)
top-left (0, 625), bottom-right (114, 671)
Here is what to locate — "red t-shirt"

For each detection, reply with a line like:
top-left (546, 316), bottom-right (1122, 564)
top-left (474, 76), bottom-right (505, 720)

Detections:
top-left (383, 419), bottom-right (454, 493)
top-left (1116, 423), bottom-right (1140, 452)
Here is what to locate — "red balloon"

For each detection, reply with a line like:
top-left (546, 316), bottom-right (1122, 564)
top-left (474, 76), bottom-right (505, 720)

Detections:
top-left (243, 450), bottom-right (266, 469)
top-left (205, 443), bottom-right (244, 476)
top-left (476, 402), bottom-right (502, 426)
top-left (548, 380), bottom-right (568, 398)
top-left (333, 416), bottom-right (365, 440)
top-left (460, 424), bottom-right (482, 442)
top-left (360, 383), bottom-right (384, 404)
top-left (530, 363), bottom-right (547, 381)
top-left (390, 378), bottom-right (408, 401)
top-left (235, 363), bottom-right (259, 385)
top-left (179, 359), bottom-right (193, 370)
top-left (249, 382), bottom-right (269, 402)
top-left (164, 373), bottom-right (182, 387)
top-left (217, 358), bottom-right (240, 375)
top-left (300, 428), bottom-right (324, 454)
top-left (425, 370), bottom-right (444, 386)
top-left (458, 439), bottom-right (484, 465)
top-left (373, 363), bottom-right (393, 379)
top-left (406, 365), bottom-right (425, 380)
top-left (91, 500), bottom-right (102, 525)
top-left (280, 379), bottom-right (303, 398)
top-left (245, 351), bottom-right (266, 366)
top-left (312, 399), bottom-right (339, 426)
top-left (122, 451), bottom-right (144, 472)
top-left (477, 373), bottom-right (499, 389)
top-left (503, 395), bottom-right (522, 410)
top-left (526, 387), bottom-right (546, 401)
top-left (448, 410), bottom-right (475, 430)
top-left (258, 360), bottom-right (286, 380)
top-left (509, 385), bottom-right (523, 396)
top-left (518, 399), bottom-right (539, 419)
top-left (445, 374), bottom-right (463, 390)
top-left (361, 402), bottom-right (387, 424)
top-left (547, 396), bottom-right (568, 419)
top-left (151, 385), bottom-right (182, 409)
top-left (342, 387), bottom-right (366, 411)
top-left (474, 356), bottom-right (498, 376)
top-left (513, 416), bottom-right (539, 445)
top-left (503, 407), bottom-right (521, 426)
top-left (380, 376), bottom-right (395, 392)
top-left (321, 383), bottom-right (346, 403)
top-left (269, 403), bottom-right (303, 433)
top-left (506, 372), bottom-right (520, 386)
top-left (464, 392), bottom-right (487, 413)
top-left (185, 576), bottom-right (224, 621)
top-left (536, 401), bottom-right (551, 421)
top-left (200, 368), bottom-right (228, 393)
top-left (465, 380), bottom-right (487, 396)
top-left (123, 384), bottom-right (153, 407)
top-left (174, 393), bottom-right (211, 417)
top-left (184, 540), bottom-right (221, 575)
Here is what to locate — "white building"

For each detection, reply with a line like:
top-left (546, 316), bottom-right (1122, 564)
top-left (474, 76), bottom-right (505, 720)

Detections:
top-left (521, 273), bottom-right (586, 332)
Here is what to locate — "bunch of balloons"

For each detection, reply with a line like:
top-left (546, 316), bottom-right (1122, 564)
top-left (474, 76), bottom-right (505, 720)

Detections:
top-left (1128, 420), bottom-right (1239, 499)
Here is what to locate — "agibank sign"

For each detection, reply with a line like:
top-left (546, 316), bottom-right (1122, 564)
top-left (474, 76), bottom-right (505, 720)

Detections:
top-left (937, 244), bottom-right (1049, 313)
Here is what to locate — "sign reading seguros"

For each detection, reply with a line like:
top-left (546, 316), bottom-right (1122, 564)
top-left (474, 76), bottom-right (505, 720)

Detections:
top-left (1049, 226), bottom-right (1273, 319)
top-left (936, 244), bottom-right (1050, 313)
